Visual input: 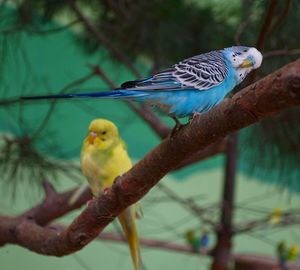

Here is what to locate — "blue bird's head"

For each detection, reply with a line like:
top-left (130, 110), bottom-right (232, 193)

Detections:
top-left (222, 46), bottom-right (263, 84)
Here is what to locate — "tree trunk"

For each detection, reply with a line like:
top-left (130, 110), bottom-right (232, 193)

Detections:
top-left (211, 133), bottom-right (238, 270)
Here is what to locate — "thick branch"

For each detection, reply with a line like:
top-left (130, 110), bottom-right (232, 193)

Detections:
top-left (21, 184), bottom-right (92, 226)
top-left (0, 59), bottom-right (300, 256)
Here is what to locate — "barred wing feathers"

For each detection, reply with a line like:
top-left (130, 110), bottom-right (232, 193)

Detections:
top-left (174, 51), bottom-right (228, 90)
top-left (121, 51), bottom-right (228, 91)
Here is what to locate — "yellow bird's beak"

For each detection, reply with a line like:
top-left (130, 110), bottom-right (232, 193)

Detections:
top-left (240, 58), bottom-right (253, 68)
top-left (88, 131), bottom-right (97, 144)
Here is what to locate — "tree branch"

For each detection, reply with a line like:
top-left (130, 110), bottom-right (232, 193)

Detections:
top-left (267, 0), bottom-right (291, 37)
top-left (87, 63), bottom-right (171, 138)
top-left (255, 0), bottom-right (279, 50)
top-left (157, 183), bottom-right (215, 226)
top-left (128, 104), bottom-right (171, 139)
top-left (233, 211), bottom-right (300, 234)
top-left (20, 182), bottom-right (92, 226)
top-left (264, 48), bottom-right (300, 59)
top-left (0, 59), bottom-right (300, 256)
top-left (67, 0), bottom-right (141, 78)
top-left (95, 231), bottom-right (207, 255)
top-left (98, 232), bottom-right (300, 270)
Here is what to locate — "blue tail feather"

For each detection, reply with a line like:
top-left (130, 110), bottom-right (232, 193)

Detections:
top-left (21, 90), bottom-right (150, 101)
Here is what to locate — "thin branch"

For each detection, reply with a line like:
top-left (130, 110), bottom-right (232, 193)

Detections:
top-left (0, 97), bottom-right (21, 106)
top-left (0, 59), bottom-right (300, 255)
top-left (97, 231), bottom-right (211, 255)
top-left (234, 0), bottom-right (254, 45)
top-left (264, 48), bottom-right (300, 59)
top-left (97, 231), bottom-right (300, 269)
top-left (234, 212), bottom-right (300, 234)
top-left (267, 0), bottom-right (292, 37)
top-left (30, 72), bottom-right (95, 140)
top-left (88, 63), bottom-right (116, 89)
top-left (128, 104), bottom-right (171, 139)
top-left (248, 0), bottom-right (279, 82)
top-left (157, 183), bottom-right (215, 226)
top-left (67, 0), bottom-right (141, 78)
top-left (234, 254), bottom-right (300, 270)
top-left (100, 232), bottom-right (300, 270)
top-left (88, 63), bottom-right (171, 138)
top-left (255, 0), bottom-right (279, 50)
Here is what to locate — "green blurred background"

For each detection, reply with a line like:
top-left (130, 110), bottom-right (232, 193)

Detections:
top-left (0, 1), bottom-right (300, 269)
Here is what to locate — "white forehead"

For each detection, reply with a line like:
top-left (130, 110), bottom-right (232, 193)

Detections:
top-left (247, 47), bottom-right (263, 69)
top-left (225, 46), bottom-right (263, 69)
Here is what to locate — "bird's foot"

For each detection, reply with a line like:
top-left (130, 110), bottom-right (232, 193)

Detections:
top-left (113, 176), bottom-right (122, 185)
top-left (86, 197), bottom-right (96, 207)
top-left (170, 116), bottom-right (185, 137)
top-left (102, 187), bottom-right (110, 195)
top-left (189, 112), bottom-right (201, 123)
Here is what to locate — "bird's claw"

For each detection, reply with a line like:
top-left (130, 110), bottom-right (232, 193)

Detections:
top-left (170, 122), bottom-right (185, 137)
top-left (102, 187), bottom-right (110, 194)
top-left (169, 116), bottom-right (186, 137)
top-left (86, 198), bottom-right (96, 207)
top-left (189, 112), bottom-right (201, 123)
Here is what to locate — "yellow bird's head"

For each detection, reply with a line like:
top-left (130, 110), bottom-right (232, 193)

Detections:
top-left (85, 119), bottom-right (120, 150)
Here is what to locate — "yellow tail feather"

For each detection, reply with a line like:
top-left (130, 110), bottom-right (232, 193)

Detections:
top-left (118, 207), bottom-right (141, 270)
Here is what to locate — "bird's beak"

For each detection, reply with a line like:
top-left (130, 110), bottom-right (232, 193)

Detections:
top-left (88, 131), bottom-right (97, 144)
top-left (240, 58), bottom-right (253, 68)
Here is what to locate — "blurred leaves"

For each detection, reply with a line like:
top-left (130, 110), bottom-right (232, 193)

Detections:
top-left (0, 133), bottom-right (82, 197)
top-left (240, 108), bottom-right (300, 192)
top-left (6, 0), bottom-right (235, 67)
top-left (82, 0), bottom-right (231, 66)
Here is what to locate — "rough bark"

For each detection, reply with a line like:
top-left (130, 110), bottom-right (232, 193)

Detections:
top-left (0, 59), bottom-right (300, 256)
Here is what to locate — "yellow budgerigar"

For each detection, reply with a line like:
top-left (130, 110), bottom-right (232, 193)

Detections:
top-left (81, 119), bottom-right (141, 270)
top-left (269, 208), bottom-right (283, 225)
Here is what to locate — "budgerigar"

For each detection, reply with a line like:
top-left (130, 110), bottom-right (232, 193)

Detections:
top-left (277, 241), bottom-right (288, 269)
top-left (22, 46), bottom-right (263, 123)
top-left (287, 244), bottom-right (299, 261)
top-left (199, 230), bottom-right (210, 251)
top-left (81, 119), bottom-right (141, 270)
top-left (185, 230), bottom-right (200, 251)
top-left (269, 208), bottom-right (283, 224)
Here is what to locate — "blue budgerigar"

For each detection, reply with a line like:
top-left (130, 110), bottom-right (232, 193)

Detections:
top-left (22, 46), bottom-right (262, 121)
